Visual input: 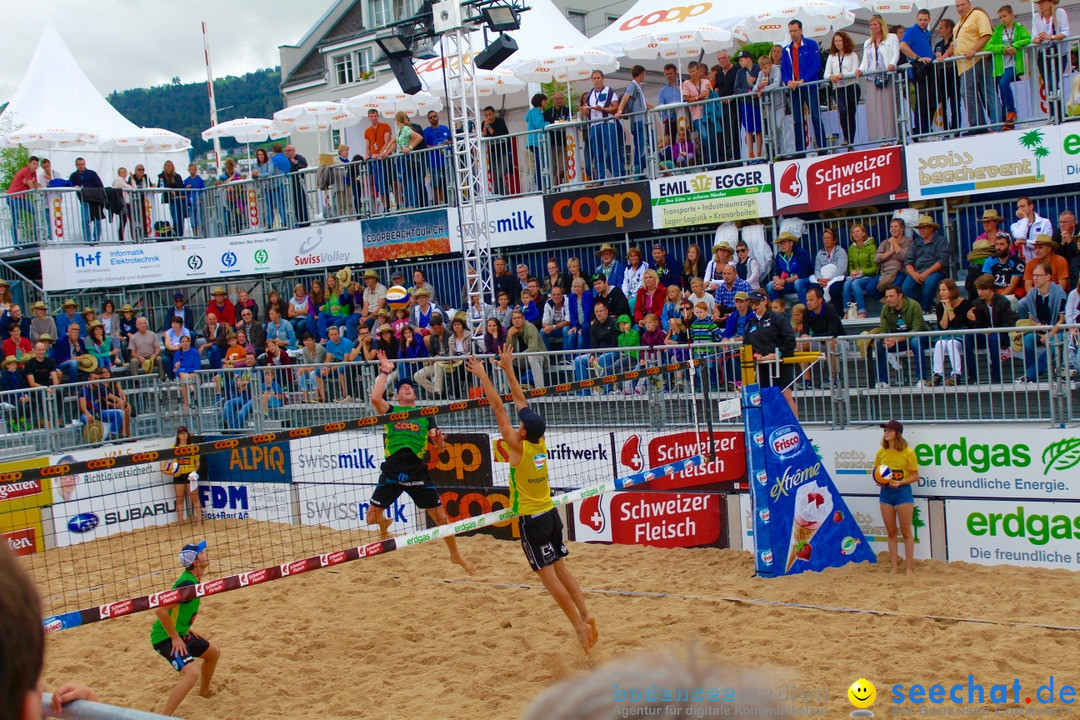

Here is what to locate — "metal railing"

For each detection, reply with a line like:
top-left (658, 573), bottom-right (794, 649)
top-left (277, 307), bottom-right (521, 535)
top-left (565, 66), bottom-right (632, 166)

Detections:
top-left (41, 692), bottom-right (173, 720)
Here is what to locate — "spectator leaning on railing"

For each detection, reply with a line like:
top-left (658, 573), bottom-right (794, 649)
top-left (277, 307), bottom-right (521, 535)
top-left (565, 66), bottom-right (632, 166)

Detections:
top-left (1031, 0), bottom-right (1071, 118)
top-left (948, 0), bottom-right (999, 131)
top-left (901, 10), bottom-right (938, 136)
top-left (986, 5), bottom-right (1031, 131)
top-left (858, 15), bottom-right (900, 143)
top-left (781, 20), bottom-right (825, 153)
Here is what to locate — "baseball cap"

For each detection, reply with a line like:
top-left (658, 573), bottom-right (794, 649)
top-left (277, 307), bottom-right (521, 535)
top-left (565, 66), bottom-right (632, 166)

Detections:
top-left (734, 291), bottom-right (750, 301)
top-left (880, 419), bottom-right (904, 433)
top-left (736, 49), bottom-right (753, 60)
top-left (748, 290), bottom-right (769, 303)
top-left (174, 293), bottom-right (185, 300)
top-left (179, 539), bottom-right (206, 567)
top-left (396, 378), bottom-right (415, 392)
top-left (592, 272), bottom-right (607, 283)
top-left (518, 406), bottom-right (547, 442)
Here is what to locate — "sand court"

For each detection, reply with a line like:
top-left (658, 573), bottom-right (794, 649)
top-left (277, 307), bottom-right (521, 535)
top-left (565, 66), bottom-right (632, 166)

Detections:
top-left (37, 523), bottom-right (1080, 719)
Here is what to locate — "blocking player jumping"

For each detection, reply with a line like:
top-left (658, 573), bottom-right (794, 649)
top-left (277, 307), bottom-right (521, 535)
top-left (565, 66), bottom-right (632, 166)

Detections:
top-left (150, 540), bottom-right (220, 716)
top-left (368, 350), bottom-right (474, 573)
top-left (465, 345), bottom-right (597, 652)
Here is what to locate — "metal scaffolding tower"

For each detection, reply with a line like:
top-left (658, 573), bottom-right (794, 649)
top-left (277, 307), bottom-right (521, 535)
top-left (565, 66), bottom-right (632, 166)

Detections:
top-left (441, 26), bottom-right (494, 335)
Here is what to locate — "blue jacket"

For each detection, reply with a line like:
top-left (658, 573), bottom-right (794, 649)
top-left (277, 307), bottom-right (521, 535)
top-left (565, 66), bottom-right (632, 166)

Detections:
top-left (772, 247), bottom-right (813, 280)
top-left (568, 290), bottom-right (594, 330)
top-left (781, 37), bottom-right (822, 83)
top-left (723, 309), bottom-right (753, 339)
top-left (265, 320), bottom-right (297, 349)
top-left (173, 347), bottom-right (202, 374)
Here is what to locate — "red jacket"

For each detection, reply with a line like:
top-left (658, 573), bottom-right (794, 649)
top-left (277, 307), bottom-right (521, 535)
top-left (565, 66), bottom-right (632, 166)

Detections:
top-left (634, 284), bottom-right (667, 325)
top-left (205, 299), bottom-right (236, 327)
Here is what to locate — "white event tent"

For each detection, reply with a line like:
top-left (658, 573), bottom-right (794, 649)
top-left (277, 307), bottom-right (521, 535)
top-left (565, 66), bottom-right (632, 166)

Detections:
top-left (1, 25), bottom-right (190, 183)
top-left (343, 0), bottom-right (592, 149)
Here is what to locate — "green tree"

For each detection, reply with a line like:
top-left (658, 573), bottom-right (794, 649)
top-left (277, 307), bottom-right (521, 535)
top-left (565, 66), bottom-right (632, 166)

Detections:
top-left (1017, 129), bottom-right (1047, 179)
top-left (0, 116), bottom-right (29, 189)
top-left (911, 506), bottom-right (925, 543)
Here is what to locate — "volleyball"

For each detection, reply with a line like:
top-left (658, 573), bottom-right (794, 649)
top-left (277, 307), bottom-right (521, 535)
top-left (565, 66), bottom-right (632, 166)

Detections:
top-left (386, 285), bottom-right (411, 310)
top-left (872, 464), bottom-right (893, 485)
top-left (163, 460), bottom-right (181, 476)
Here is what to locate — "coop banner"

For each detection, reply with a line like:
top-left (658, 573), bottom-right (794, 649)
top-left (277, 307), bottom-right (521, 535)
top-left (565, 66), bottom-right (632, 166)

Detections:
top-left (945, 499), bottom-right (1080, 571)
top-left (746, 385), bottom-right (874, 577)
top-left (906, 125), bottom-right (1068, 201)
top-left (361, 208), bottom-right (452, 261)
top-left (809, 425), bottom-right (1080, 500)
top-left (650, 167), bottom-right (773, 229)
top-left (0, 458), bottom-right (52, 555)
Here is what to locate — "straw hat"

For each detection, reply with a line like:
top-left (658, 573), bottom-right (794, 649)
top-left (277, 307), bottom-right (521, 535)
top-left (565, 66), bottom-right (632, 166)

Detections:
top-left (38, 333), bottom-right (54, 343)
top-left (2, 355), bottom-right (17, 367)
top-left (915, 215), bottom-right (940, 229)
top-left (30, 301), bottom-right (47, 312)
top-left (1034, 233), bottom-right (1060, 250)
top-left (211, 286), bottom-right (227, 295)
top-left (363, 269), bottom-right (379, 280)
top-left (414, 287), bottom-right (431, 297)
top-left (376, 323), bottom-right (393, 334)
top-left (980, 209), bottom-right (1004, 222)
top-left (776, 231), bottom-right (799, 243)
top-left (120, 304), bottom-right (135, 313)
top-left (76, 354), bottom-right (99, 373)
top-left (336, 267), bottom-right (353, 285)
top-left (62, 299), bottom-right (77, 308)
top-left (713, 240), bottom-right (734, 254)
top-left (596, 243), bottom-right (617, 256)
top-left (0, 279), bottom-right (8, 287)
top-left (87, 320), bottom-right (103, 330)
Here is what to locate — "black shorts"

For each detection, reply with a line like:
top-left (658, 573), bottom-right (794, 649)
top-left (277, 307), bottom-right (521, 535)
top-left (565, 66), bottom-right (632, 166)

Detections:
top-left (759, 362), bottom-right (795, 390)
top-left (372, 449), bottom-right (442, 510)
top-left (519, 508), bottom-right (569, 572)
top-left (370, 482), bottom-right (442, 510)
top-left (153, 633), bottom-right (209, 671)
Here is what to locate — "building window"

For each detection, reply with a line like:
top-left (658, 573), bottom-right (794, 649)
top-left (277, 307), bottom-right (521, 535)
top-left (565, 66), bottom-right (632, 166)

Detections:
top-left (333, 53), bottom-right (355, 86)
top-left (331, 129), bottom-right (342, 151)
top-left (358, 47), bottom-right (375, 80)
top-left (370, 0), bottom-right (391, 28)
top-left (606, 15), bottom-right (620, 28)
top-left (567, 11), bottom-right (587, 34)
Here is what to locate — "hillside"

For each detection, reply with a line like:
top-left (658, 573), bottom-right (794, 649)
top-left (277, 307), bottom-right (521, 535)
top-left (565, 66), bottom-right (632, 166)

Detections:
top-left (106, 67), bottom-right (283, 156)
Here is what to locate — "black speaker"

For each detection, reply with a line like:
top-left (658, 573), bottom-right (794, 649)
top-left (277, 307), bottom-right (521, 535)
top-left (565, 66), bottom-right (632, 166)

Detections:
top-left (388, 56), bottom-right (423, 95)
top-left (475, 34), bottom-right (518, 71)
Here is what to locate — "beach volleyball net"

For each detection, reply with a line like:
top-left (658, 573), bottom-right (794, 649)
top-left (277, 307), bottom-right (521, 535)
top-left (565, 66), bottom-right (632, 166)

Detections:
top-left (0, 349), bottom-right (724, 629)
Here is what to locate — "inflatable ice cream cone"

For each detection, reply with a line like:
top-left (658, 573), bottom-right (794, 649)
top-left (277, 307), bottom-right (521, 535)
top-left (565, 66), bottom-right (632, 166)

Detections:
top-left (785, 482), bottom-right (833, 571)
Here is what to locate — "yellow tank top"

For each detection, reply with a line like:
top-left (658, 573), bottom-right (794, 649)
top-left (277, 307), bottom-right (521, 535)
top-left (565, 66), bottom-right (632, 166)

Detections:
top-left (174, 443), bottom-right (197, 475)
top-left (509, 437), bottom-right (554, 515)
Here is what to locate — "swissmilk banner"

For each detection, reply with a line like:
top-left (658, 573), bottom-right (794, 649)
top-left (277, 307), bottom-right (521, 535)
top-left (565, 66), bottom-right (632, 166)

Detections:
top-left (744, 385), bottom-right (875, 577)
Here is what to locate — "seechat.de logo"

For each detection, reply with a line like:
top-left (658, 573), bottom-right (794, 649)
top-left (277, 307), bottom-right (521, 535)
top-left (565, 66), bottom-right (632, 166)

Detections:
top-left (187, 254), bottom-right (203, 271)
top-left (221, 251), bottom-right (238, 268)
top-left (67, 513), bottom-right (99, 534)
top-left (768, 426), bottom-right (802, 459)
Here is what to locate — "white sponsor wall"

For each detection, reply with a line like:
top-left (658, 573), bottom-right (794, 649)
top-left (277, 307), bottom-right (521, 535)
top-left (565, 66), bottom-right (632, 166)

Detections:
top-left (650, 167), bottom-right (773, 229)
top-left (52, 484), bottom-right (176, 548)
top-left (39, 223), bottom-right (365, 291)
top-left (198, 482), bottom-right (294, 523)
top-left (945, 499), bottom-right (1080, 570)
top-left (906, 125), bottom-right (1069, 201)
top-left (448, 195), bottom-right (547, 251)
top-left (297, 482), bottom-right (419, 534)
top-left (808, 425), bottom-right (1080, 500)
top-left (50, 438), bottom-right (174, 505)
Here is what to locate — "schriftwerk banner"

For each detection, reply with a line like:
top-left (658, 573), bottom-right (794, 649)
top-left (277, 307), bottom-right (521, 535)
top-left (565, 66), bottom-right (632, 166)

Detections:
top-left (744, 385), bottom-right (874, 577)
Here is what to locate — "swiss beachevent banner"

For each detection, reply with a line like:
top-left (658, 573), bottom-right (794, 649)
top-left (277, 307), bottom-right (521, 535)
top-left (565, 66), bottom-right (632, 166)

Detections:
top-left (744, 386), bottom-right (875, 577)
top-left (808, 424), bottom-right (1080, 500)
top-left (906, 123), bottom-right (1080, 201)
top-left (650, 167), bottom-right (773, 229)
top-left (38, 222), bottom-right (364, 291)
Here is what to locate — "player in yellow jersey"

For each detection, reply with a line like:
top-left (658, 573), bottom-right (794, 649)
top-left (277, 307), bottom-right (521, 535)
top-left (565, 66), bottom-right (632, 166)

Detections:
top-left (466, 345), bottom-right (597, 653)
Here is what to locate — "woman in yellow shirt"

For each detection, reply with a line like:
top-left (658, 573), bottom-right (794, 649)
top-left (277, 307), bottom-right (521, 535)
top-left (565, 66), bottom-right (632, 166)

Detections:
top-left (875, 419), bottom-right (919, 574)
top-left (162, 426), bottom-right (202, 526)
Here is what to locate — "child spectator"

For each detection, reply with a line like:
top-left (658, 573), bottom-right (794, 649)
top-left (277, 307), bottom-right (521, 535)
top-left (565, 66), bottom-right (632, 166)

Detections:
top-left (520, 289), bottom-right (541, 328)
top-left (660, 284), bottom-right (683, 331)
top-left (615, 314), bottom-right (641, 393)
top-left (636, 313), bottom-right (667, 393)
top-left (672, 127), bottom-right (695, 167)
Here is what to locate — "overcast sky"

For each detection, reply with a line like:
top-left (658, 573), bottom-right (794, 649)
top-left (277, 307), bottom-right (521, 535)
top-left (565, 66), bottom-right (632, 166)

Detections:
top-left (1, 0), bottom-right (337, 102)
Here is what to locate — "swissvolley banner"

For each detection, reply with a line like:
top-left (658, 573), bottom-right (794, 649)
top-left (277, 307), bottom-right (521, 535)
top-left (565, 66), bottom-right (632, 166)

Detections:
top-left (744, 385), bottom-right (874, 577)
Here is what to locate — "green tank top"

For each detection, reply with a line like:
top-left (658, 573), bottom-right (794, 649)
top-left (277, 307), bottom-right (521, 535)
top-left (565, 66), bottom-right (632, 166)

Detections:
top-left (325, 292), bottom-right (345, 317)
top-left (384, 405), bottom-right (433, 459)
top-left (150, 570), bottom-right (200, 644)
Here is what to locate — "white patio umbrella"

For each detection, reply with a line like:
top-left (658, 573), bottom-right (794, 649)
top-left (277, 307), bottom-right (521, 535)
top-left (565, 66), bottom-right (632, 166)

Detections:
top-left (623, 24), bottom-right (735, 84)
top-left (201, 117), bottom-right (289, 165)
top-left (3, 126), bottom-right (99, 149)
top-left (100, 128), bottom-right (191, 153)
top-left (272, 102), bottom-right (359, 153)
top-left (513, 46), bottom-right (620, 108)
top-left (457, 69), bottom-right (525, 97)
top-left (856, 0), bottom-right (952, 13)
top-left (731, 2), bottom-right (855, 43)
top-left (343, 90), bottom-right (444, 119)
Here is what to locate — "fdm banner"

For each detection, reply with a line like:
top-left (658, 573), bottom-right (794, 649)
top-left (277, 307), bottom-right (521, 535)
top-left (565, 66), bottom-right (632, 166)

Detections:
top-left (744, 386), bottom-right (875, 577)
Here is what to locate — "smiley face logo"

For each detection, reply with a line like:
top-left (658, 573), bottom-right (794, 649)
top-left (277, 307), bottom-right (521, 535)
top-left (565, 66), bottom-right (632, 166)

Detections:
top-left (848, 678), bottom-right (876, 713)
